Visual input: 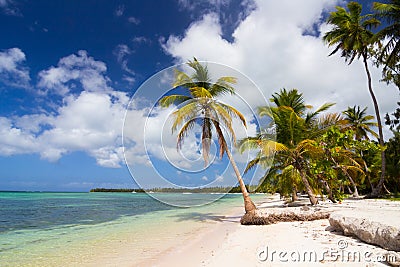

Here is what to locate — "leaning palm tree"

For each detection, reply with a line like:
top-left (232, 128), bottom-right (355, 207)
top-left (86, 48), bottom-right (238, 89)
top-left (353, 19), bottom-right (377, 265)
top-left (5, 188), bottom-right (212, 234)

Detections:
top-left (159, 58), bottom-right (256, 214)
top-left (240, 136), bottom-right (320, 205)
top-left (323, 1), bottom-right (386, 197)
top-left (242, 89), bottom-right (339, 205)
top-left (343, 105), bottom-right (378, 140)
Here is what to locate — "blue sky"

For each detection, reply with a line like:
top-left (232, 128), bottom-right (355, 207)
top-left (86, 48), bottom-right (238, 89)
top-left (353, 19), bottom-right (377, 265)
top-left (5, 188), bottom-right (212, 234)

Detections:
top-left (0, 0), bottom-right (397, 191)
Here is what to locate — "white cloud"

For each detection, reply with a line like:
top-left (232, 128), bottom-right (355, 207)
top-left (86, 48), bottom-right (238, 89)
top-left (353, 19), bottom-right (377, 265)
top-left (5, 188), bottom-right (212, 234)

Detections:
top-left (0, 117), bottom-right (39, 155)
top-left (0, 48), bottom-right (30, 88)
top-left (128, 16), bottom-right (140, 25)
top-left (132, 36), bottom-right (150, 44)
top-left (0, 91), bottom-right (129, 167)
top-left (163, 0), bottom-right (398, 140)
top-left (177, 0), bottom-right (231, 11)
top-left (114, 5), bottom-right (124, 17)
top-left (0, 0), bottom-right (21, 16)
top-left (0, 50), bottom-right (132, 168)
top-left (113, 44), bottom-right (135, 77)
top-left (37, 50), bottom-right (112, 95)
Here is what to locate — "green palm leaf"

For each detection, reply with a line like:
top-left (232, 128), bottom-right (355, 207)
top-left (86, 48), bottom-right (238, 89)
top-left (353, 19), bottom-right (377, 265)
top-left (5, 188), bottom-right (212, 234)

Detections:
top-left (159, 95), bottom-right (192, 107)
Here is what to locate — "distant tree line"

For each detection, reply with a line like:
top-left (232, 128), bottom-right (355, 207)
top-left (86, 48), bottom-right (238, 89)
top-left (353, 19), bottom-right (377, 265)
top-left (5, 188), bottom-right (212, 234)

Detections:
top-left (89, 185), bottom-right (254, 194)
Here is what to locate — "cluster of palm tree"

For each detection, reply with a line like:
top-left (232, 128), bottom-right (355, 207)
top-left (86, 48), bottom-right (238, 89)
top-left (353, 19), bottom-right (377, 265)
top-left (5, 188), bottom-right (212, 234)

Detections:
top-left (158, 0), bottom-right (400, 213)
top-left (239, 89), bottom-right (380, 205)
top-left (323, 0), bottom-right (400, 197)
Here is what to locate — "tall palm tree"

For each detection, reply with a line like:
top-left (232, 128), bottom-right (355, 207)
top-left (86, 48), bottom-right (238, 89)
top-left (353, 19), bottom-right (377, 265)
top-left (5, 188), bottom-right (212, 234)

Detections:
top-left (323, 2), bottom-right (386, 197)
top-left (159, 58), bottom-right (256, 214)
top-left (374, 0), bottom-right (400, 71)
top-left (343, 105), bottom-right (378, 140)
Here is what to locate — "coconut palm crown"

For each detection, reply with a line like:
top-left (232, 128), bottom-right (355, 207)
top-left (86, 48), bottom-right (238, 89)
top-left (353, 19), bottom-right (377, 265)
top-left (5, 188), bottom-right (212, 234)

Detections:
top-left (373, 0), bottom-right (400, 69)
top-left (343, 105), bottom-right (378, 140)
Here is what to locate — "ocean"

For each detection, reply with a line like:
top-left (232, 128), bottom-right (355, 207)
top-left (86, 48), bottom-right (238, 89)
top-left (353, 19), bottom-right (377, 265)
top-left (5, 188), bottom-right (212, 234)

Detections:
top-left (0, 192), bottom-right (264, 266)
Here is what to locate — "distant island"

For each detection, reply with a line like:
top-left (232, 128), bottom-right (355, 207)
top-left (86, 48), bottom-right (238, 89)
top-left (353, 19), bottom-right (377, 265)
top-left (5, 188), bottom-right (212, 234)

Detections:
top-left (90, 185), bottom-right (257, 194)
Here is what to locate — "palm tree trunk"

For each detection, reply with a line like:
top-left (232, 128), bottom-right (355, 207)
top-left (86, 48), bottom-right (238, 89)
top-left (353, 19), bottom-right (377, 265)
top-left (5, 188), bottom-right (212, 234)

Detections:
top-left (348, 177), bottom-right (359, 197)
top-left (347, 185), bottom-right (353, 194)
top-left (213, 121), bottom-right (256, 213)
top-left (383, 182), bottom-right (391, 194)
top-left (339, 166), bottom-right (359, 197)
top-left (328, 153), bottom-right (360, 198)
top-left (291, 186), bottom-right (298, 202)
top-left (363, 55), bottom-right (386, 197)
top-left (297, 167), bottom-right (318, 205)
top-left (323, 180), bottom-right (336, 203)
top-left (225, 147), bottom-right (257, 213)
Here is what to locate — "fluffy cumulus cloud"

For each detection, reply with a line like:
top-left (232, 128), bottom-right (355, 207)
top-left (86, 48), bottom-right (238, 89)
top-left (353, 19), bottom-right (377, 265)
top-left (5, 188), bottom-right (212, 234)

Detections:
top-left (37, 50), bottom-right (112, 96)
top-left (0, 91), bottom-right (129, 167)
top-left (0, 50), bottom-right (131, 168)
top-left (163, 0), bottom-right (398, 139)
top-left (0, 48), bottom-right (30, 88)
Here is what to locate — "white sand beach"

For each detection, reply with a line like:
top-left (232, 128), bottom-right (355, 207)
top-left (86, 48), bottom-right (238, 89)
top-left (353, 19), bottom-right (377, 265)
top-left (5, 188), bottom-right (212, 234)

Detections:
top-left (142, 197), bottom-right (399, 267)
top-left (83, 195), bottom-right (400, 267)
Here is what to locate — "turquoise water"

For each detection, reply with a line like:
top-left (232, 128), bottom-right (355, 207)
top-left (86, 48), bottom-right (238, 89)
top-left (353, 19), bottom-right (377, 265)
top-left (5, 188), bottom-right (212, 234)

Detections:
top-left (0, 192), bottom-right (264, 266)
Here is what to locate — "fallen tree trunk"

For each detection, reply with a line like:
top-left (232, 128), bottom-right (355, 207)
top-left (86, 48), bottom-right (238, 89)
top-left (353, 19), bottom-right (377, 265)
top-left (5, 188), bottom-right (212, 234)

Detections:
top-left (241, 209), bottom-right (330, 225)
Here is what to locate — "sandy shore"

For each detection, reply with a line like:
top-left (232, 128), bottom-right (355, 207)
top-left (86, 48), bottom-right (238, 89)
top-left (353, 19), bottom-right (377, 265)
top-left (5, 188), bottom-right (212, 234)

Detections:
top-left (87, 195), bottom-right (399, 267)
top-left (147, 197), bottom-right (399, 267)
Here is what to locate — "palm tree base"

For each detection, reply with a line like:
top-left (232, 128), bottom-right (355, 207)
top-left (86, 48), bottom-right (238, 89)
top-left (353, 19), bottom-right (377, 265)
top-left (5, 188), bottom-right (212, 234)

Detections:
top-left (244, 196), bottom-right (257, 214)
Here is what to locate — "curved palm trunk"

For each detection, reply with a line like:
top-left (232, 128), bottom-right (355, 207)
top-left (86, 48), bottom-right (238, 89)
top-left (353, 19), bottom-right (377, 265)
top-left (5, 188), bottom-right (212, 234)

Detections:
top-left (225, 148), bottom-right (257, 213)
top-left (297, 167), bottom-right (318, 205)
top-left (363, 55), bottom-right (386, 197)
top-left (329, 154), bottom-right (359, 198)
top-left (323, 180), bottom-right (337, 203)
top-left (213, 121), bottom-right (256, 214)
top-left (348, 177), bottom-right (359, 197)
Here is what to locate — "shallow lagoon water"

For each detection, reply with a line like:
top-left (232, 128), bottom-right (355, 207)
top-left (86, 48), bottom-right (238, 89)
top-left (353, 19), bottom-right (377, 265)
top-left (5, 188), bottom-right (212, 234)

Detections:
top-left (0, 192), bottom-right (265, 266)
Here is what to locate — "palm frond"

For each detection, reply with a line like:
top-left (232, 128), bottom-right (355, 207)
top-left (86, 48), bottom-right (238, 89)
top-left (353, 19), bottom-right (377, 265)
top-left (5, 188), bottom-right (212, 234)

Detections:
top-left (171, 101), bottom-right (199, 132)
top-left (172, 69), bottom-right (193, 88)
top-left (209, 76), bottom-right (237, 96)
top-left (177, 119), bottom-right (196, 150)
top-left (159, 95), bottom-right (192, 107)
top-left (219, 102), bottom-right (247, 127)
top-left (210, 103), bottom-right (236, 143)
top-left (258, 106), bottom-right (273, 118)
top-left (244, 157), bottom-right (261, 174)
top-left (187, 58), bottom-right (211, 84)
top-left (189, 87), bottom-right (213, 98)
top-left (238, 137), bottom-right (262, 153)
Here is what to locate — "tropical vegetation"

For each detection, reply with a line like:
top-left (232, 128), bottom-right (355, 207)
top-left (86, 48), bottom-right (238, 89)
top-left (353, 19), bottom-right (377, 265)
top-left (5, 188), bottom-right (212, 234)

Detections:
top-left (158, 0), bottom-right (400, 209)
